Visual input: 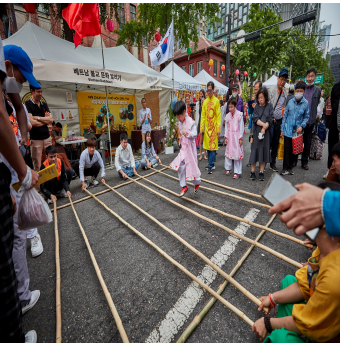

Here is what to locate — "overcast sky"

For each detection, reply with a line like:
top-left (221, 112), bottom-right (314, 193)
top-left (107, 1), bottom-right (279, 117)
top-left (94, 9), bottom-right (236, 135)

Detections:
top-left (319, 3), bottom-right (340, 50)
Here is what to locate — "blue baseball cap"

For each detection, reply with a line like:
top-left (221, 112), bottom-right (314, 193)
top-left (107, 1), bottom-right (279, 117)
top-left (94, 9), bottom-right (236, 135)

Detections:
top-left (279, 68), bottom-right (289, 77)
top-left (3, 45), bottom-right (40, 89)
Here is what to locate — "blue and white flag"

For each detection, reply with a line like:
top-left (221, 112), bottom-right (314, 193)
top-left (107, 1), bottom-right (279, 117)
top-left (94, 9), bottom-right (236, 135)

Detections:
top-left (149, 21), bottom-right (174, 67)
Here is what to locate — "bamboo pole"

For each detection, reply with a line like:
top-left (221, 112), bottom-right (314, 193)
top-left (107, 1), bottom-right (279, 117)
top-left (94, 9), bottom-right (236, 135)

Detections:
top-left (144, 172), bottom-right (311, 249)
top-left (177, 214), bottom-right (277, 343)
top-left (85, 189), bottom-right (254, 327)
top-left (150, 168), bottom-right (270, 209)
top-left (126, 176), bottom-right (302, 269)
top-left (54, 202), bottom-right (62, 343)
top-left (104, 183), bottom-right (268, 312)
top-left (51, 168), bottom-right (167, 212)
top-left (164, 166), bottom-right (262, 199)
top-left (68, 196), bottom-right (130, 343)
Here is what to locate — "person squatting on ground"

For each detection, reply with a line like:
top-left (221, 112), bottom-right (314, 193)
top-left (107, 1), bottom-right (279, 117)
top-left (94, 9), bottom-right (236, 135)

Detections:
top-left (280, 81), bottom-right (310, 176)
top-left (72, 138), bottom-right (106, 190)
top-left (170, 100), bottom-right (201, 197)
top-left (200, 81), bottom-right (221, 174)
top-left (0, 41), bottom-right (40, 342)
top-left (224, 97), bottom-right (244, 179)
top-left (249, 87), bottom-right (274, 181)
top-left (40, 145), bottom-right (71, 204)
top-left (141, 131), bottom-right (161, 170)
top-left (115, 132), bottom-right (140, 179)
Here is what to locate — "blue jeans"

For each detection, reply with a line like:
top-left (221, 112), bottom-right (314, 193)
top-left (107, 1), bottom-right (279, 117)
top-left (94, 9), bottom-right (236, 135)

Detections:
top-left (118, 160), bottom-right (140, 178)
top-left (207, 150), bottom-right (216, 168)
top-left (141, 157), bottom-right (158, 169)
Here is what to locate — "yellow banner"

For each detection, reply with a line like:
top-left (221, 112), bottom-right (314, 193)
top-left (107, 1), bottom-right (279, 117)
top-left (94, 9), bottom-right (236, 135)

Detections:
top-left (77, 92), bottom-right (136, 137)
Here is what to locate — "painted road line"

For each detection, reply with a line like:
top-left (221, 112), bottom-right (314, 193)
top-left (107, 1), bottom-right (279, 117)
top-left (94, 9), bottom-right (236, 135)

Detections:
top-left (145, 208), bottom-right (260, 343)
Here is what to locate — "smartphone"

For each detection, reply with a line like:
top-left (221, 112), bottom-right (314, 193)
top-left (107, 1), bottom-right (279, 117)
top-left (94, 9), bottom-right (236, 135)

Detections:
top-left (262, 173), bottom-right (320, 241)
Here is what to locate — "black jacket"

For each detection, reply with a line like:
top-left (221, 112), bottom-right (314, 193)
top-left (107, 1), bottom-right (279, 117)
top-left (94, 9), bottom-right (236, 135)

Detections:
top-left (40, 159), bottom-right (70, 198)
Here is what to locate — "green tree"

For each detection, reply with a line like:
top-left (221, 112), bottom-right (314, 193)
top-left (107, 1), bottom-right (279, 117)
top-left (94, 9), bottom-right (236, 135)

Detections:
top-left (115, 3), bottom-right (221, 52)
top-left (232, 4), bottom-right (288, 97)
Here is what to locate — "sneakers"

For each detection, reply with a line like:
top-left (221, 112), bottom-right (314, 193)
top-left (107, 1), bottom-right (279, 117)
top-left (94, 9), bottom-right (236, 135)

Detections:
top-left (25, 330), bottom-right (37, 343)
top-left (289, 170), bottom-right (294, 175)
top-left (153, 163), bottom-right (159, 168)
top-left (205, 165), bottom-right (215, 170)
top-left (30, 234), bottom-right (43, 258)
top-left (22, 290), bottom-right (40, 315)
top-left (259, 171), bottom-right (265, 181)
top-left (250, 171), bottom-right (256, 180)
top-left (194, 184), bottom-right (200, 193)
top-left (89, 177), bottom-right (99, 186)
top-left (84, 179), bottom-right (89, 189)
top-left (281, 170), bottom-right (289, 176)
top-left (270, 163), bottom-right (278, 172)
top-left (233, 173), bottom-right (239, 179)
top-left (208, 167), bottom-right (213, 174)
top-left (226, 170), bottom-right (231, 175)
top-left (301, 164), bottom-right (309, 170)
top-left (180, 186), bottom-right (188, 197)
top-left (59, 189), bottom-right (68, 198)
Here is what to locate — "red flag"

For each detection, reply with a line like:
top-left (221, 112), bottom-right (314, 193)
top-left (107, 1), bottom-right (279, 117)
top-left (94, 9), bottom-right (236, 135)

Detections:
top-left (62, 3), bottom-right (101, 48)
top-left (23, 3), bottom-right (36, 14)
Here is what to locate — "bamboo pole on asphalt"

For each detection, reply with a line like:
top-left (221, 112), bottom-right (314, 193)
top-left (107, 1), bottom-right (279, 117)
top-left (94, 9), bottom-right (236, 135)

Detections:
top-left (51, 168), bottom-right (167, 212)
top-left (177, 214), bottom-right (277, 343)
top-left (126, 176), bottom-right (302, 269)
top-left (68, 196), bottom-right (130, 343)
top-left (150, 168), bottom-right (270, 209)
top-left (84, 189), bottom-right (255, 327)
top-left (145, 171), bottom-right (311, 249)
top-left (165, 166), bottom-right (262, 198)
top-left (54, 202), bottom-right (62, 343)
top-left (103, 182), bottom-right (268, 313)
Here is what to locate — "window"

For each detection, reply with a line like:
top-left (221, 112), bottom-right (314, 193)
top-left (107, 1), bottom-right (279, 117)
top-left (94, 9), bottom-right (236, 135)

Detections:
top-left (174, 44), bottom-right (177, 51)
top-left (230, 3), bottom-right (233, 10)
top-left (238, 20), bottom-right (242, 27)
top-left (213, 59), bottom-right (217, 77)
top-left (142, 36), bottom-right (147, 46)
top-left (243, 14), bottom-right (247, 24)
top-left (130, 4), bottom-right (136, 21)
top-left (222, 6), bottom-right (225, 14)
top-left (181, 65), bottom-right (186, 72)
top-left (221, 26), bottom-right (225, 33)
top-left (197, 61), bottom-right (203, 74)
top-left (189, 63), bottom-right (194, 77)
top-left (239, 6), bottom-right (242, 18)
top-left (235, 3), bottom-right (238, 11)
top-left (234, 21), bottom-right (237, 29)
top-left (220, 61), bottom-right (224, 78)
top-left (118, 3), bottom-right (125, 29)
top-left (200, 30), bottom-right (202, 36)
top-left (218, 27), bottom-right (221, 35)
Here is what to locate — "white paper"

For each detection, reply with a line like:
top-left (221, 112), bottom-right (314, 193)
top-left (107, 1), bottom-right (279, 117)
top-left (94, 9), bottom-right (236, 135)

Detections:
top-left (66, 92), bottom-right (73, 104)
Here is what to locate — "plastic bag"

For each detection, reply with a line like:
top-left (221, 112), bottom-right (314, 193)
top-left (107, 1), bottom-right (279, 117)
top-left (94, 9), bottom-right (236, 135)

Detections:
top-left (17, 187), bottom-right (52, 230)
top-left (277, 137), bottom-right (284, 160)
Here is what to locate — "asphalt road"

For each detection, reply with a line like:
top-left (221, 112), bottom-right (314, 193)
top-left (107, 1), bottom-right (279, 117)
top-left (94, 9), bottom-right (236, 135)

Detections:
top-left (22, 128), bottom-right (328, 343)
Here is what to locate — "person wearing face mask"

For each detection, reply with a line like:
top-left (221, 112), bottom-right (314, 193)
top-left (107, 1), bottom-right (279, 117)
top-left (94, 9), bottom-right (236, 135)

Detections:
top-left (300, 67), bottom-right (321, 170)
top-left (280, 81), bottom-right (310, 176)
top-left (227, 84), bottom-right (244, 114)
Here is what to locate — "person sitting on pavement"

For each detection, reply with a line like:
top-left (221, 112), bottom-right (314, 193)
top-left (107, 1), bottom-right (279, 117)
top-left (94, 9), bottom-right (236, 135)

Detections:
top-left (141, 131), bottom-right (161, 170)
top-left (40, 145), bottom-right (71, 204)
top-left (72, 138), bottom-right (105, 190)
top-left (280, 81), bottom-right (310, 176)
top-left (115, 132), bottom-right (140, 179)
top-left (326, 142), bottom-right (340, 183)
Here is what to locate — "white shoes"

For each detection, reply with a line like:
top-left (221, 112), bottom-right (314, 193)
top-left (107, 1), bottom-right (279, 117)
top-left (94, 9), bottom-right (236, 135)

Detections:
top-left (323, 170), bottom-right (329, 180)
top-left (89, 176), bottom-right (99, 186)
top-left (31, 234), bottom-right (43, 258)
top-left (22, 290), bottom-right (40, 315)
top-left (153, 163), bottom-right (159, 168)
top-left (25, 330), bottom-right (37, 343)
top-left (59, 189), bottom-right (68, 198)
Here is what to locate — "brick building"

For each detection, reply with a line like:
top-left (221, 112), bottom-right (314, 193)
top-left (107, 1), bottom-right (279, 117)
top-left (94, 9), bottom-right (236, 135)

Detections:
top-left (164, 36), bottom-right (232, 87)
top-left (0, 3), bottom-right (160, 71)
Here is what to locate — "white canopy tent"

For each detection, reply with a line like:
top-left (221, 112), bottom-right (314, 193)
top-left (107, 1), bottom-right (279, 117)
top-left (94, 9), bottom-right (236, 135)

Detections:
top-left (194, 69), bottom-right (228, 95)
top-left (3, 21), bottom-right (172, 135)
top-left (161, 61), bottom-right (204, 92)
top-left (263, 75), bottom-right (290, 89)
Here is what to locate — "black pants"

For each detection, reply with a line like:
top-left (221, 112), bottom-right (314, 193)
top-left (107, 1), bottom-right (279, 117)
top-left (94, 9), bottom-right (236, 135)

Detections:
top-left (324, 115), bottom-right (330, 129)
top-left (73, 161), bottom-right (101, 179)
top-left (283, 136), bottom-right (297, 171)
top-left (66, 168), bottom-right (73, 185)
top-left (301, 124), bottom-right (314, 166)
top-left (0, 164), bottom-right (24, 342)
top-left (270, 119), bottom-right (282, 165)
top-left (328, 125), bottom-right (340, 169)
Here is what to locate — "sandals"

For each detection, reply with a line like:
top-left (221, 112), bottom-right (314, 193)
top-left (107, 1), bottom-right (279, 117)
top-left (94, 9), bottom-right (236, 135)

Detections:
top-left (199, 155), bottom-right (203, 161)
top-left (204, 156), bottom-right (208, 160)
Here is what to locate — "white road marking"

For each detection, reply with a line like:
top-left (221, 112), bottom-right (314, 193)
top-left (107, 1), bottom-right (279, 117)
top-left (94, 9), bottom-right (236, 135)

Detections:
top-left (145, 208), bottom-right (260, 343)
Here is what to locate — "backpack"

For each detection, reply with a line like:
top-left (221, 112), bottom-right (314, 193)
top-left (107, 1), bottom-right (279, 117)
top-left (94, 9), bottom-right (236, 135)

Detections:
top-left (317, 122), bottom-right (327, 143)
top-left (309, 133), bottom-right (323, 160)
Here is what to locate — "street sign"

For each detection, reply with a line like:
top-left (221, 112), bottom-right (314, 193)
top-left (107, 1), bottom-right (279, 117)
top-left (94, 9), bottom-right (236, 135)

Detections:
top-left (236, 30), bottom-right (245, 44)
top-left (295, 74), bottom-right (324, 84)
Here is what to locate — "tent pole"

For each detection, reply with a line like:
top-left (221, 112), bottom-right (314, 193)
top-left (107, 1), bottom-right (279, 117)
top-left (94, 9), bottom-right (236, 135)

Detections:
top-left (172, 15), bottom-right (174, 103)
top-left (100, 35), bottom-right (113, 170)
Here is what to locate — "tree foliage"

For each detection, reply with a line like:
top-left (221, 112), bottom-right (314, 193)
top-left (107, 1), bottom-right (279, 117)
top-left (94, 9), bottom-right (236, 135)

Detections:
top-left (115, 3), bottom-right (221, 51)
top-left (232, 3), bottom-right (287, 96)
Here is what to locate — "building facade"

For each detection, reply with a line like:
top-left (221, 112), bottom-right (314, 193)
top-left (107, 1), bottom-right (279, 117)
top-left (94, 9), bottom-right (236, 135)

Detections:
top-left (330, 54), bottom-right (340, 84)
top-left (330, 47), bottom-right (340, 56)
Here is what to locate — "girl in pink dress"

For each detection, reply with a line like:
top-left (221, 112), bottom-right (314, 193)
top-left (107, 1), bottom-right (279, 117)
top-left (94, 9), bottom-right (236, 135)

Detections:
top-left (224, 98), bottom-right (244, 179)
top-left (170, 101), bottom-right (201, 196)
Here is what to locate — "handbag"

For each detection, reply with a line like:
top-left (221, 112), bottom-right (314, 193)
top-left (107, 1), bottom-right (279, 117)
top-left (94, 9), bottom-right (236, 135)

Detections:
top-left (292, 134), bottom-right (303, 155)
top-left (277, 137), bottom-right (284, 159)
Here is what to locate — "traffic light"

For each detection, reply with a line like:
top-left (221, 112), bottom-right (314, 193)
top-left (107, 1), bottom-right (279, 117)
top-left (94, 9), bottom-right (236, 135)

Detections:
top-left (245, 31), bottom-right (261, 42)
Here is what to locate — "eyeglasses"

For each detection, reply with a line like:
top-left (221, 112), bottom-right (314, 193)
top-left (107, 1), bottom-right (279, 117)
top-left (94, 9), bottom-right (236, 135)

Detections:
top-left (207, 89), bottom-right (213, 93)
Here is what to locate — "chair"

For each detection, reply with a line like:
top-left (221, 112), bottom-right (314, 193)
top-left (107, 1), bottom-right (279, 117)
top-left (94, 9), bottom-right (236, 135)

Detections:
top-left (84, 132), bottom-right (96, 140)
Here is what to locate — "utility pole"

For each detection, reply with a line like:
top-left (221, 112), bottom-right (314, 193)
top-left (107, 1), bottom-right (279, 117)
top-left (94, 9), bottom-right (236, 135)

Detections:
top-left (225, 13), bottom-right (231, 87)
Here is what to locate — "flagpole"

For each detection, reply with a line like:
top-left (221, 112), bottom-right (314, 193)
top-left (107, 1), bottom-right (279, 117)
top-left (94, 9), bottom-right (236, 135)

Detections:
top-left (100, 35), bottom-right (113, 169)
